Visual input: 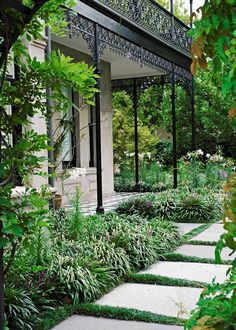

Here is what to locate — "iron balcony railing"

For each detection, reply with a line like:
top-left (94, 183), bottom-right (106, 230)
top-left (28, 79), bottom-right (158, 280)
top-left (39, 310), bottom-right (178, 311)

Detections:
top-left (96, 0), bottom-right (191, 56)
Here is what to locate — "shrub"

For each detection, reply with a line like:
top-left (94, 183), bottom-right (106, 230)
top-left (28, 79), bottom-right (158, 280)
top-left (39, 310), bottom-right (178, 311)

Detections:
top-left (105, 215), bottom-right (158, 268)
top-left (116, 189), bottom-right (223, 224)
top-left (47, 253), bottom-right (116, 304)
top-left (185, 271), bottom-right (236, 329)
top-left (155, 199), bottom-right (178, 220)
top-left (5, 285), bottom-right (39, 330)
top-left (150, 219), bottom-right (181, 255)
top-left (80, 238), bottom-right (131, 277)
top-left (98, 213), bottom-right (181, 268)
top-left (173, 194), bottom-right (216, 223)
top-left (115, 197), bottom-right (157, 219)
top-left (4, 203), bottom-right (183, 328)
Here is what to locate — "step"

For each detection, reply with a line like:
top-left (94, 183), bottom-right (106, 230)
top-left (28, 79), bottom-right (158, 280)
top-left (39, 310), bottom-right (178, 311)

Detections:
top-left (52, 315), bottom-right (184, 330)
top-left (176, 244), bottom-right (234, 261)
top-left (139, 261), bottom-right (229, 283)
top-left (95, 283), bottom-right (202, 319)
top-left (176, 223), bottom-right (203, 235)
top-left (190, 224), bottom-right (225, 242)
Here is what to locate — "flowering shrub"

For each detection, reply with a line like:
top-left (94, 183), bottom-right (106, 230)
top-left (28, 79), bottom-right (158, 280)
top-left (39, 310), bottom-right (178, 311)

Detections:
top-left (116, 197), bottom-right (158, 219)
top-left (179, 149), bottom-right (235, 189)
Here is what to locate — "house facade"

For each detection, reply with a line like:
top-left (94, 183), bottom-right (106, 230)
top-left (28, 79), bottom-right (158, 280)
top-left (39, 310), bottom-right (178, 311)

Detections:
top-left (26, 0), bottom-right (195, 211)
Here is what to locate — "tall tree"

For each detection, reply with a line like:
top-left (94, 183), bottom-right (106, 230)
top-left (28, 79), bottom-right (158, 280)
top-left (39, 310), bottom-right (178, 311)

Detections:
top-left (156, 0), bottom-right (189, 24)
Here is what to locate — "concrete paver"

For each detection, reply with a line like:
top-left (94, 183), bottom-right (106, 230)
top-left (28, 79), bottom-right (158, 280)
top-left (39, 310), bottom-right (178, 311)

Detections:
top-left (51, 211), bottom-right (228, 329)
top-left (176, 244), bottom-right (234, 261)
top-left (96, 283), bottom-right (202, 320)
top-left (190, 224), bottom-right (225, 242)
top-left (176, 223), bottom-right (203, 235)
top-left (52, 315), bottom-right (184, 330)
top-left (139, 261), bottom-right (229, 283)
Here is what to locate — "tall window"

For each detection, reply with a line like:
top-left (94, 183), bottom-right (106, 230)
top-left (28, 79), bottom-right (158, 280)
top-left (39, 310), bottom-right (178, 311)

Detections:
top-left (61, 90), bottom-right (80, 169)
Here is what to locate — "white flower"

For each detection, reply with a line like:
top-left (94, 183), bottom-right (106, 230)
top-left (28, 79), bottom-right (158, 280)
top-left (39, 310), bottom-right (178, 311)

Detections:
top-left (196, 149), bottom-right (204, 156)
top-left (206, 153), bottom-right (210, 158)
top-left (139, 153), bottom-right (145, 160)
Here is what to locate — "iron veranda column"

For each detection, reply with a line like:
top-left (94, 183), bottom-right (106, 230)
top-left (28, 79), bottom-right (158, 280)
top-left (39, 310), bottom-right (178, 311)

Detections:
top-left (94, 23), bottom-right (104, 214)
top-left (133, 78), bottom-right (139, 187)
top-left (170, 0), bottom-right (178, 188)
top-left (190, 0), bottom-right (197, 150)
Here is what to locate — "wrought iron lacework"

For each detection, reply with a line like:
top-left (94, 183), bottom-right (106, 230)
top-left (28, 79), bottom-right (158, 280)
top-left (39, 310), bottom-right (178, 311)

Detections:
top-left (112, 75), bottom-right (193, 98)
top-left (97, 0), bottom-right (191, 56)
top-left (66, 10), bottom-right (192, 81)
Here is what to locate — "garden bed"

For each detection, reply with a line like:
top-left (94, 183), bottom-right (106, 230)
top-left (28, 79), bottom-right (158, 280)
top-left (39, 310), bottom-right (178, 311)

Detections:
top-left (5, 203), bottom-right (181, 329)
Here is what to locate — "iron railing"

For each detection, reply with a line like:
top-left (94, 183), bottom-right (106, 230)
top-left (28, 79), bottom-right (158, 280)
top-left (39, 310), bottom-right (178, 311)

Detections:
top-left (96, 0), bottom-right (191, 56)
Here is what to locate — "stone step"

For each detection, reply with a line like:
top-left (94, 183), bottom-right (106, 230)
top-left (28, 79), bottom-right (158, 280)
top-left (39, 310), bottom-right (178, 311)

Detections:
top-left (176, 223), bottom-right (203, 235)
top-left (139, 261), bottom-right (229, 283)
top-left (52, 315), bottom-right (183, 330)
top-left (190, 224), bottom-right (225, 242)
top-left (176, 244), bottom-right (234, 261)
top-left (95, 283), bottom-right (202, 320)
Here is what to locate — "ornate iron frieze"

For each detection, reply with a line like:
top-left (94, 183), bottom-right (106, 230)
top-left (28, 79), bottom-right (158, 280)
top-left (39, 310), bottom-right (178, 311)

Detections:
top-left (173, 64), bottom-right (192, 82)
top-left (97, 0), bottom-right (191, 56)
top-left (66, 10), bottom-right (96, 58)
top-left (66, 10), bottom-right (192, 82)
top-left (98, 25), bottom-right (172, 73)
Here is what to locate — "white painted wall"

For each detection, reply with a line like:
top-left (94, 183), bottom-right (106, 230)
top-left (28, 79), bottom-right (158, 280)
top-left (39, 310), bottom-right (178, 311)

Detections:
top-left (52, 43), bottom-right (115, 203)
top-left (26, 38), bottom-right (48, 189)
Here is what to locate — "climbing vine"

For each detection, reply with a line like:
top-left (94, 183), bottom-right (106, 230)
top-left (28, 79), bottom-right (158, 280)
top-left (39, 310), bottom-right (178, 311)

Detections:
top-left (0, 3), bottom-right (98, 328)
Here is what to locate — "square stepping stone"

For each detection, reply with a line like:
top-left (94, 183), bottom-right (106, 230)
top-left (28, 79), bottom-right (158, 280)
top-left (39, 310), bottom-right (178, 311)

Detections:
top-left (52, 315), bottom-right (183, 330)
top-left (95, 283), bottom-right (202, 319)
top-left (139, 261), bottom-right (229, 283)
top-left (190, 224), bottom-right (225, 242)
top-left (176, 245), bottom-right (235, 261)
top-left (176, 223), bottom-right (203, 235)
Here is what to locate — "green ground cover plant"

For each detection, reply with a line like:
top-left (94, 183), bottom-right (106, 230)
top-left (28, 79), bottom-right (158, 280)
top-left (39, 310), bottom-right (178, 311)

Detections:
top-left (4, 202), bottom-right (181, 329)
top-left (76, 303), bottom-right (185, 326)
top-left (162, 253), bottom-right (232, 265)
top-left (127, 273), bottom-right (207, 288)
top-left (115, 189), bottom-right (224, 223)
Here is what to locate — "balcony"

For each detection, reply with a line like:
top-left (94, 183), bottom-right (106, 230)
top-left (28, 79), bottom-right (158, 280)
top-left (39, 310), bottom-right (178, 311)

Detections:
top-left (86, 0), bottom-right (191, 57)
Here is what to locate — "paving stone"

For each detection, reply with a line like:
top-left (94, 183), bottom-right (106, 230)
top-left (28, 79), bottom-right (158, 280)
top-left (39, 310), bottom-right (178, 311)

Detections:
top-left (139, 261), bottom-right (229, 283)
top-left (52, 315), bottom-right (183, 330)
top-left (176, 244), bottom-right (234, 261)
top-left (176, 223), bottom-right (203, 235)
top-left (95, 283), bottom-right (202, 319)
top-left (190, 224), bottom-right (225, 242)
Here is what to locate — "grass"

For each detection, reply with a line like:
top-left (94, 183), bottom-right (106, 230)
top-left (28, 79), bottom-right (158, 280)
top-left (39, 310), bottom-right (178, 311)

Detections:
top-left (162, 253), bottom-right (232, 265)
top-left (76, 303), bottom-right (185, 326)
top-left (33, 305), bottom-right (76, 330)
top-left (126, 273), bottom-right (207, 288)
top-left (188, 240), bottom-right (218, 246)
